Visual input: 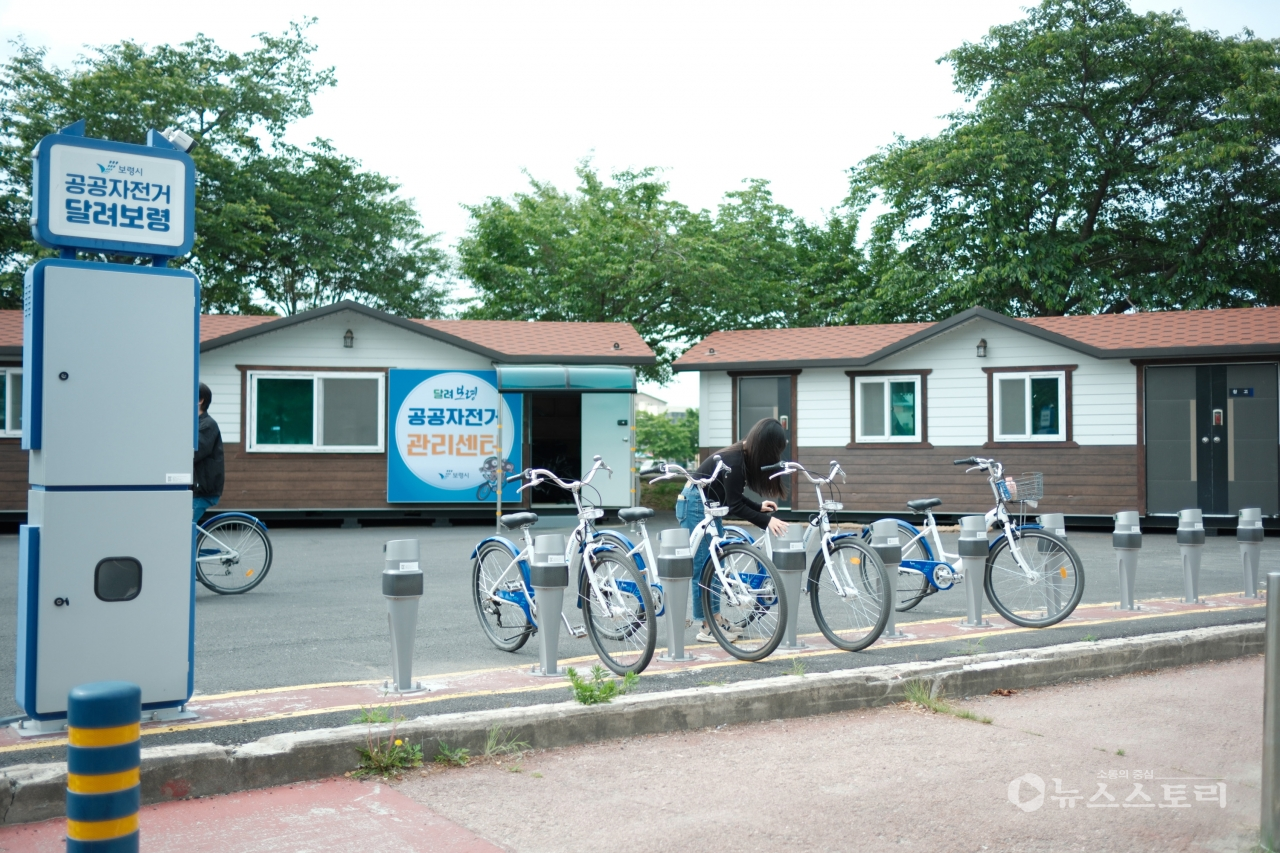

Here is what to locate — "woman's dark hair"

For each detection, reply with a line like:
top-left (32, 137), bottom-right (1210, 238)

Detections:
top-left (198, 383), bottom-right (212, 411)
top-left (741, 417), bottom-right (788, 498)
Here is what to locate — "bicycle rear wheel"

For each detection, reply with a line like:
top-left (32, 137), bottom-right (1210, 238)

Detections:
top-left (984, 529), bottom-right (1084, 628)
top-left (809, 540), bottom-right (891, 651)
top-left (702, 542), bottom-right (786, 662)
top-left (472, 541), bottom-right (533, 651)
top-left (195, 517), bottom-right (272, 594)
top-left (895, 523), bottom-right (933, 612)
top-left (580, 549), bottom-right (656, 675)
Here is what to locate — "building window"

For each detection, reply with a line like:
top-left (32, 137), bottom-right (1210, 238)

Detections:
top-left (0, 369), bottom-right (22, 437)
top-left (855, 376), bottom-right (920, 442)
top-left (247, 371), bottom-right (384, 452)
top-left (994, 372), bottom-right (1065, 441)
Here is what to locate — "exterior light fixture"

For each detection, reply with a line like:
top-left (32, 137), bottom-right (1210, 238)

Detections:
top-left (976, 338), bottom-right (987, 358)
top-left (343, 329), bottom-right (354, 349)
top-left (612, 342), bottom-right (620, 350)
top-left (708, 347), bottom-right (716, 355)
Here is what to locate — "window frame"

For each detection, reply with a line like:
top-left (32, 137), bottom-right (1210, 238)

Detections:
top-left (983, 365), bottom-right (1076, 446)
top-left (246, 369), bottom-right (386, 453)
top-left (846, 370), bottom-right (931, 449)
top-left (0, 368), bottom-right (22, 437)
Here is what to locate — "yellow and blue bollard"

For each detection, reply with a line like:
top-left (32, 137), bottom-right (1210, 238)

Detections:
top-left (65, 682), bottom-right (141, 852)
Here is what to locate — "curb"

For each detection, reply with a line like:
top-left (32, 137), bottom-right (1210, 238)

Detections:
top-left (0, 622), bottom-right (1262, 825)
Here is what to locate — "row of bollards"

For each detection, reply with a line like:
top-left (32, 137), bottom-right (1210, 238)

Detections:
top-left (1109, 507), bottom-right (1267, 609)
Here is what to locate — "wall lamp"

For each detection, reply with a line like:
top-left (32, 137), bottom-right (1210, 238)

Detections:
top-left (976, 338), bottom-right (987, 358)
top-left (344, 329), bottom-right (354, 349)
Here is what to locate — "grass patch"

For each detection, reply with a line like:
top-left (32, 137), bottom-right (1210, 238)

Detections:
top-left (1116, 748), bottom-right (1125, 756)
top-left (483, 725), bottom-right (529, 759)
top-left (351, 705), bottom-right (424, 779)
top-left (567, 665), bottom-right (638, 705)
top-left (434, 742), bottom-right (471, 767)
top-left (1082, 634), bottom-right (1099, 642)
top-left (903, 680), bottom-right (992, 725)
top-left (351, 705), bottom-right (393, 725)
top-left (788, 657), bottom-right (807, 677)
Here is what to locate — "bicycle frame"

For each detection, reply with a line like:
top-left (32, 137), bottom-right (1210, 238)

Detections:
top-left (194, 513), bottom-right (266, 564)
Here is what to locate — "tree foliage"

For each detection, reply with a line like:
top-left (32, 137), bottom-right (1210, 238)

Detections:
top-left (0, 22), bottom-right (448, 315)
top-left (457, 163), bottom-right (864, 378)
top-left (853, 0), bottom-right (1280, 320)
top-left (635, 409), bottom-right (700, 464)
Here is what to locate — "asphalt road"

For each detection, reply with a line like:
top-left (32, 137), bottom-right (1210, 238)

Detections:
top-left (0, 514), bottom-right (1269, 763)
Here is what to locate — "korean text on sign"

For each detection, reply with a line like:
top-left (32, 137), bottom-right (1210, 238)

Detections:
top-left (63, 174), bottom-right (171, 232)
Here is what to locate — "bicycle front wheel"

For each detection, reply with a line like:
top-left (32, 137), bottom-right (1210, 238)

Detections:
top-left (895, 523), bottom-right (933, 612)
top-left (702, 542), bottom-right (786, 662)
top-left (472, 541), bottom-right (533, 652)
top-left (195, 517), bottom-right (272, 595)
top-left (984, 529), bottom-right (1085, 628)
top-left (593, 530), bottom-right (664, 616)
top-left (809, 540), bottom-right (891, 651)
top-left (580, 549), bottom-right (656, 675)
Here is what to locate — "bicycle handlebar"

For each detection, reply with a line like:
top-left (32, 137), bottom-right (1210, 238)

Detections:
top-left (651, 455), bottom-right (729, 488)
top-left (953, 457), bottom-right (975, 466)
top-left (510, 456), bottom-right (611, 493)
top-left (765, 459), bottom-right (845, 485)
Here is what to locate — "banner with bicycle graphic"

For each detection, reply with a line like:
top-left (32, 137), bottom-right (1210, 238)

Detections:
top-left (387, 370), bottom-right (523, 503)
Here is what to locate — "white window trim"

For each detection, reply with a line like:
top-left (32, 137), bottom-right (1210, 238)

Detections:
top-left (1, 369), bottom-right (21, 437)
top-left (854, 375), bottom-right (921, 443)
top-left (994, 371), bottom-right (1067, 442)
top-left (247, 370), bottom-right (385, 453)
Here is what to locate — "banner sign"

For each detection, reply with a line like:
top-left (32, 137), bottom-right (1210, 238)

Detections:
top-left (31, 127), bottom-right (195, 258)
top-left (387, 370), bottom-right (523, 503)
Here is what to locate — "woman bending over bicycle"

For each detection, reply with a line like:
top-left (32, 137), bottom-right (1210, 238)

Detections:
top-left (676, 417), bottom-right (790, 643)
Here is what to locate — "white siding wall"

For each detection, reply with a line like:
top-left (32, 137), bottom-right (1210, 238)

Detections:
top-left (199, 311), bottom-right (491, 444)
top-left (867, 317), bottom-right (1136, 446)
top-left (797, 369), bottom-right (851, 446)
top-left (700, 371), bottom-right (732, 448)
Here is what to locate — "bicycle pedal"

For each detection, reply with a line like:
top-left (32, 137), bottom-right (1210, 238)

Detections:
top-left (569, 625), bottom-right (587, 639)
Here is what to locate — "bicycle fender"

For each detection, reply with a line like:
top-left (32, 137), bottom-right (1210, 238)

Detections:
top-left (602, 531), bottom-right (645, 570)
top-left (471, 535), bottom-right (525, 563)
top-left (989, 523), bottom-right (1042, 551)
top-left (202, 511), bottom-right (268, 531)
top-left (722, 525), bottom-right (754, 543)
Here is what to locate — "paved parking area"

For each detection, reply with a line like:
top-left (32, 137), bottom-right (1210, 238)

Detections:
top-left (0, 516), bottom-right (1269, 723)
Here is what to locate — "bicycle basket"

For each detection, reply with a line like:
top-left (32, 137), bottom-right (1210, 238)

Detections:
top-left (997, 473), bottom-right (1044, 503)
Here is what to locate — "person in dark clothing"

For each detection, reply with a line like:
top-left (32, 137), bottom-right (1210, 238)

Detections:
top-left (193, 382), bottom-right (225, 522)
top-left (675, 417), bottom-right (789, 642)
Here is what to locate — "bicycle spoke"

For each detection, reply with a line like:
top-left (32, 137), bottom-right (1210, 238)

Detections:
top-left (985, 531), bottom-right (1083, 628)
top-left (811, 542), bottom-right (889, 651)
top-left (581, 552), bottom-right (654, 674)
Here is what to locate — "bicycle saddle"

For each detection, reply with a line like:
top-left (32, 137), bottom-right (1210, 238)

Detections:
top-left (906, 498), bottom-right (942, 511)
top-left (617, 507), bottom-right (655, 523)
top-left (499, 512), bottom-right (539, 529)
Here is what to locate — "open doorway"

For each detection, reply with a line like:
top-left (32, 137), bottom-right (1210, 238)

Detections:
top-left (529, 393), bottom-right (581, 505)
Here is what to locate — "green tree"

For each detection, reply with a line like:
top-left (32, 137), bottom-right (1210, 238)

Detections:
top-left (0, 22), bottom-right (448, 315)
top-left (853, 0), bottom-right (1280, 320)
top-left (635, 409), bottom-right (699, 464)
top-left (457, 164), bottom-right (865, 377)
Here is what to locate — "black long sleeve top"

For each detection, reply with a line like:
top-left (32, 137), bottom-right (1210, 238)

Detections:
top-left (696, 445), bottom-right (772, 529)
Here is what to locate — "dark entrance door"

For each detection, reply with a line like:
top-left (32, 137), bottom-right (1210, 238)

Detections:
top-left (1145, 364), bottom-right (1278, 515)
top-left (736, 376), bottom-right (793, 510)
top-left (529, 393), bottom-right (581, 505)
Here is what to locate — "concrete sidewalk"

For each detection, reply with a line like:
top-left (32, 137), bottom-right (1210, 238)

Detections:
top-left (1, 654), bottom-right (1265, 851)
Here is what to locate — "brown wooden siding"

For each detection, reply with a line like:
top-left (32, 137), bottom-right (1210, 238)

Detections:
top-left (219, 445), bottom-right (395, 510)
top-left (0, 440), bottom-right (27, 510)
top-left (794, 445), bottom-right (1137, 517)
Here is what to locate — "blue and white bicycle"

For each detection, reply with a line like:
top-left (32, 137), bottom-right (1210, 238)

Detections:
top-left (470, 456), bottom-right (656, 675)
top-left (862, 456), bottom-right (1085, 628)
top-left (195, 513), bottom-right (273, 595)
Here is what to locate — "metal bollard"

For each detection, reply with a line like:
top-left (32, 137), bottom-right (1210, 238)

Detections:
top-left (382, 539), bottom-right (424, 693)
top-left (1262, 572), bottom-right (1280, 851)
top-left (871, 519), bottom-right (906, 638)
top-left (773, 521), bottom-right (811, 650)
top-left (66, 681), bottom-right (141, 853)
top-left (1240, 508), bottom-right (1264, 599)
top-left (529, 534), bottom-right (568, 677)
top-left (1177, 508), bottom-right (1206, 604)
top-left (656, 528), bottom-right (696, 662)
top-left (1112, 511), bottom-right (1142, 611)
top-left (958, 515), bottom-right (992, 628)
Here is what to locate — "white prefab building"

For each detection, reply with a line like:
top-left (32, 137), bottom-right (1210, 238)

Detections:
top-left (675, 306), bottom-right (1280, 524)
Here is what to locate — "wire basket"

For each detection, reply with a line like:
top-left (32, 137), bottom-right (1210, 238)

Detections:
top-left (997, 472), bottom-right (1044, 504)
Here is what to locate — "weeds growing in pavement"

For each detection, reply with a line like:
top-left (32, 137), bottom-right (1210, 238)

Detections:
top-left (1116, 748), bottom-right (1126, 756)
top-left (434, 742), bottom-right (471, 767)
top-left (788, 658), bottom-right (807, 677)
top-left (351, 706), bottom-right (392, 724)
top-left (352, 707), bottom-right (423, 779)
top-left (903, 680), bottom-right (992, 725)
top-left (483, 725), bottom-right (529, 759)
top-left (567, 665), bottom-right (638, 705)
top-left (1082, 634), bottom-right (1099, 642)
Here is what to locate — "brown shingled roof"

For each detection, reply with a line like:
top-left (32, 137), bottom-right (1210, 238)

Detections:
top-left (415, 319), bottom-right (654, 361)
top-left (1023, 307), bottom-right (1280, 351)
top-left (199, 314), bottom-right (277, 342)
top-left (675, 323), bottom-right (934, 370)
top-left (0, 311), bottom-right (21, 349)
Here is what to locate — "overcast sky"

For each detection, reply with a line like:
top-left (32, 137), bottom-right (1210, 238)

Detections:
top-left (2, 1), bottom-right (1277, 408)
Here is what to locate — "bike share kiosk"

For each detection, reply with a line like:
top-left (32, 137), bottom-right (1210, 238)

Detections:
top-left (1112, 511), bottom-right (1143, 611)
top-left (771, 522), bottom-right (810, 650)
top-left (1239, 508), bottom-right (1264, 599)
top-left (656, 528), bottom-right (695, 662)
top-left (530, 534), bottom-right (568, 676)
top-left (16, 121), bottom-right (198, 729)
